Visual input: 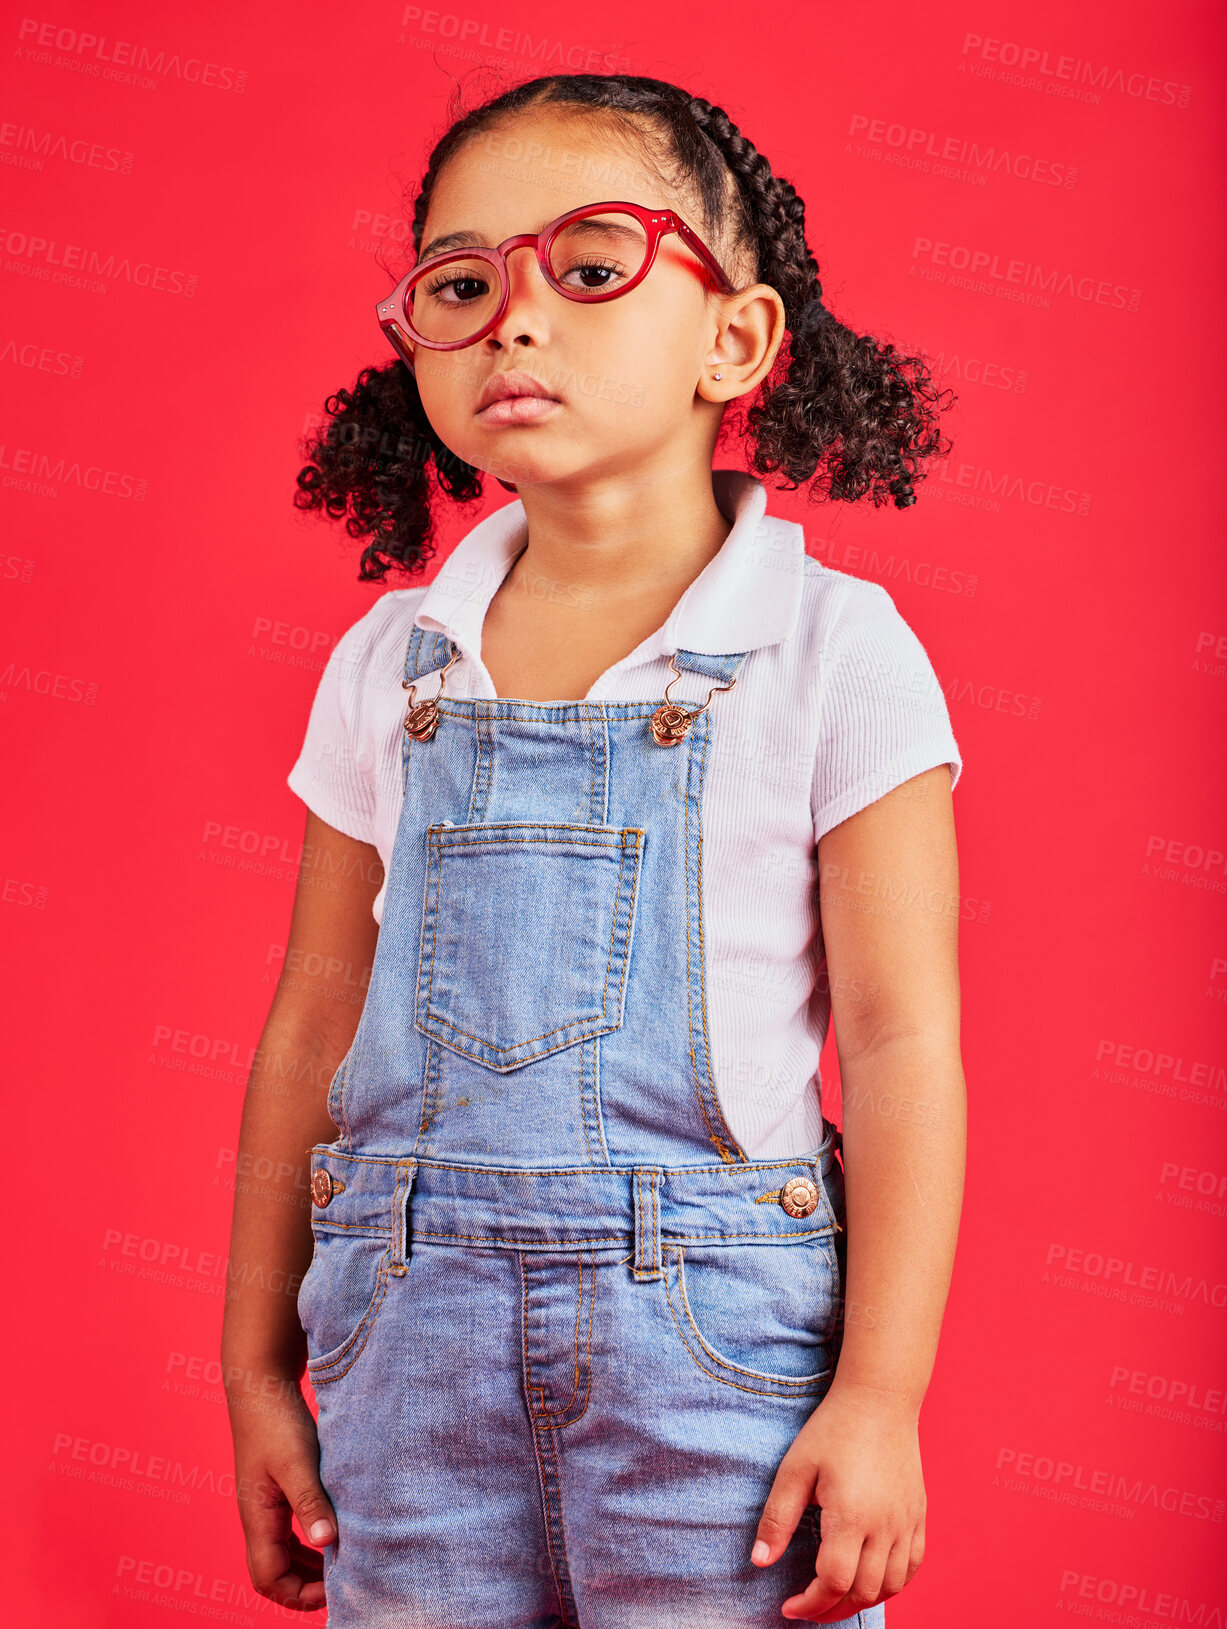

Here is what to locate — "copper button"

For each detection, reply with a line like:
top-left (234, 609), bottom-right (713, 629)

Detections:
top-left (779, 1176), bottom-right (821, 1218)
top-left (311, 1169), bottom-right (334, 1208)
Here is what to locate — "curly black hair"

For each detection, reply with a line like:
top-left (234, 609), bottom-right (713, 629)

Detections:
top-left (294, 72), bottom-right (955, 583)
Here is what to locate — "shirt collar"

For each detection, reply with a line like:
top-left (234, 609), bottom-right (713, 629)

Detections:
top-left (412, 469), bottom-right (805, 671)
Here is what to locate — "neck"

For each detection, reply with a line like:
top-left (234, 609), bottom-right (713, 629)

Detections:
top-left (504, 464), bottom-right (734, 607)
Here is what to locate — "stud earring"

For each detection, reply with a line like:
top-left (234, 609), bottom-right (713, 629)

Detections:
top-left (713, 371), bottom-right (722, 380)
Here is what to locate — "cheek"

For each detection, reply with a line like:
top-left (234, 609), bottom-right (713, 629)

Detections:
top-left (573, 322), bottom-right (697, 418)
top-left (413, 363), bottom-right (485, 455)
top-left (416, 351), bottom-right (484, 417)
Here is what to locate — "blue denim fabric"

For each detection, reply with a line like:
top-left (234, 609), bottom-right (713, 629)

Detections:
top-left (298, 629), bottom-right (885, 1628)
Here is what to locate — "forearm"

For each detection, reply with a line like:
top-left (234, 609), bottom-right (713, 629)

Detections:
top-left (827, 1032), bottom-right (966, 1418)
top-left (220, 1018), bottom-right (349, 1392)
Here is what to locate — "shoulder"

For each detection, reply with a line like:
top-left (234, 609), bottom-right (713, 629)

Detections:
top-left (793, 552), bottom-right (954, 736)
top-left (795, 553), bottom-right (915, 668)
top-left (324, 585), bottom-right (430, 699)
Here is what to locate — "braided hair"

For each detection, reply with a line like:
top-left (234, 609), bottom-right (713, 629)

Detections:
top-left (295, 73), bottom-right (953, 582)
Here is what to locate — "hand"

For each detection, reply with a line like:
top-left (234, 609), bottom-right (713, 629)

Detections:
top-left (751, 1380), bottom-right (926, 1622)
top-left (227, 1373), bottom-right (340, 1613)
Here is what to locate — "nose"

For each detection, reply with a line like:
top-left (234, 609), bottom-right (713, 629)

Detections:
top-left (484, 241), bottom-right (553, 352)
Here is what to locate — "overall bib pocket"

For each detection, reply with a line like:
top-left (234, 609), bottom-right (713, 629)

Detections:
top-left (664, 1231), bottom-right (841, 1396)
top-left (415, 821), bottom-right (646, 1072)
top-left (298, 1226), bottom-right (394, 1384)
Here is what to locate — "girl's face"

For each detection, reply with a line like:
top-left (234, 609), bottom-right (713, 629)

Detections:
top-left (410, 109), bottom-right (755, 492)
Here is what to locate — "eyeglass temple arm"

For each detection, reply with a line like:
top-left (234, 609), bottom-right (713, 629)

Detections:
top-left (672, 218), bottom-right (738, 295)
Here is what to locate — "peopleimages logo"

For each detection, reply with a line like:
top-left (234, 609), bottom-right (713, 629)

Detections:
top-left (911, 236), bottom-right (1141, 313)
top-left (0, 442), bottom-right (148, 500)
top-left (397, 7), bottom-right (631, 74)
top-left (0, 225), bottom-right (198, 296)
top-left (959, 33), bottom-right (1192, 109)
top-left (994, 1446), bottom-right (1226, 1523)
top-left (930, 455), bottom-right (1092, 517)
top-left (14, 19), bottom-right (248, 92)
top-left (0, 336), bottom-right (84, 378)
top-left (848, 115), bottom-right (1078, 189)
top-left (1058, 1572), bottom-right (1224, 1624)
top-left (0, 120), bottom-right (135, 175)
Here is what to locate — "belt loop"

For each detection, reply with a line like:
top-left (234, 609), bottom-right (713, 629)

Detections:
top-left (631, 1168), bottom-right (662, 1281)
top-left (390, 1159), bottom-right (418, 1276)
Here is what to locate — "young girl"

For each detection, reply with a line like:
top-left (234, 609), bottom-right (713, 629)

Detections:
top-left (222, 72), bottom-right (966, 1629)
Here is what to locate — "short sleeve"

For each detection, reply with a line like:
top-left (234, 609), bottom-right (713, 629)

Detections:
top-left (285, 606), bottom-right (382, 845)
top-left (811, 580), bottom-right (962, 844)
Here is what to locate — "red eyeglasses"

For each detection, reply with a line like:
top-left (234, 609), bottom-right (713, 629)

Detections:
top-left (376, 200), bottom-right (738, 368)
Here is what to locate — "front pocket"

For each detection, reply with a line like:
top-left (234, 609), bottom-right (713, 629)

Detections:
top-left (298, 1227), bottom-right (393, 1383)
top-left (415, 821), bottom-right (645, 1072)
top-left (665, 1233), bottom-right (840, 1396)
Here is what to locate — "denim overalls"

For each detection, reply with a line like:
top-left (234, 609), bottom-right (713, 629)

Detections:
top-left (298, 625), bottom-right (883, 1629)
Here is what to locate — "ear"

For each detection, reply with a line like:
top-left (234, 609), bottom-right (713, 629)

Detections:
top-left (698, 284), bottom-right (787, 403)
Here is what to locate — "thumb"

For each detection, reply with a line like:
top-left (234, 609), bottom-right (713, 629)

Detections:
top-left (293, 1479), bottom-right (339, 1548)
top-left (751, 1454), bottom-right (814, 1567)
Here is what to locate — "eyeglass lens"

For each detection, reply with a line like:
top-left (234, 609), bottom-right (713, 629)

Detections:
top-left (407, 210), bottom-right (650, 345)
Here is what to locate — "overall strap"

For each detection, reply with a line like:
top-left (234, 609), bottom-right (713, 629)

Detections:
top-left (671, 647), bottom-right (749, 687)
top-left (403, 626), bottom-right (459, 684)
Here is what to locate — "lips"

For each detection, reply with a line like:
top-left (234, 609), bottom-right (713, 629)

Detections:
top-left (476, 370), bottom-right (561, 424)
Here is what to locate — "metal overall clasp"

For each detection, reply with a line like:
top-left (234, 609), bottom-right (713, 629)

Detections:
top-left (402, 646), bottom-right (462, 742)
top-left (649, 654), bottom-right (738, 747)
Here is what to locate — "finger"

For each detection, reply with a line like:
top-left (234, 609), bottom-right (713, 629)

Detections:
top-left (880, 1526), bottom-right (921, 1597)
top-left (751, 1457), bottom-right (816, 1566)
top-left (845, 1534), bottom-right (891, 1612)
top-left (907, 1521), bottom-right (926, 1582)
top-left (244, 1468), bottom-right (337, 1610)
top-left (245, 1491), bottom-right (327, 1609)
top-left (781, 1521), bottom-right (865, 1621)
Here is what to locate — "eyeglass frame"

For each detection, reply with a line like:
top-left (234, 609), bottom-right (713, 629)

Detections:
top-left (375, 199), bottom-right (740, 369)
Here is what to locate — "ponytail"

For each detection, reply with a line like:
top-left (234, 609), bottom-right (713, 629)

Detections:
top-left (682, 93), bottom-right (951, 508)
top-left (744, 280), bottom-right (948, 507)
top-left (293, 360), bottom-right (481, 583)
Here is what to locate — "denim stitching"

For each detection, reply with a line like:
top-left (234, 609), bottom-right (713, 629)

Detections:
top-left (472, 701), bottom-right (491, 823)
top-left (406, 1226), bottom-right (836, 1246)
top-left (577, 1038), bottom-right (609, 1168)
top-left (577, 1036), bottom-right (598, 1168)
top-left (662, 1244), bottom-right (834, 1396)
top-left (415, 825), bottom-right (645, 1066)
top-left (529, 1253), bottom-right (595, 1429)
top-left (306, 1247), bottom-right (394, 1384)
top-left (632, 1169), bottom-right (661, 1280)
top-left (598, 836), bottom-right (634, 1026)
top-left (417, 829), bottom-right (445, 1067)
top-left (389, 1160), bottom-right (417, 1274)
top-left (586, 707), bottom-right (605, 825)
top-left (537, 1426), bottom-right (579, 1624)
top-left (328, 1049), bottom-right (352, 1149)
top-left (414, 1037), bottom-right (443, 1152)
top-left (518, 1253), bottom-right (580, 1626)
top-left (432, 824), bottom-right (639, 845)
top-left (682, 706), bottom-right (742, 1165)
top-left (422, 1016), bottom-right (626, 1068)
top-left (689, 696), bottom-right (750, 1164)
top-left (629, 1168), bottom-right (664, 1278)
top-left (308, 1148), bottom-right (834, 1177)
top-left (433, 700), bottom-right (663, 721)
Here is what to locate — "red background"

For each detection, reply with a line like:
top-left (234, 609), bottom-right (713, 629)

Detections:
top-left (6, 0), bottom-right (1226, 1622)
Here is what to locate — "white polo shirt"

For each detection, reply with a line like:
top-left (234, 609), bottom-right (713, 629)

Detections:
top-left (287, 469), bottom-right (963, 1158)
